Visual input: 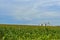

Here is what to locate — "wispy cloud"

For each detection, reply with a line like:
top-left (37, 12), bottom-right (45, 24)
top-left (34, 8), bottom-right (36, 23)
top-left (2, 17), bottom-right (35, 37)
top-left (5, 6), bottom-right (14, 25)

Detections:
top-left (0, 0), bottom-right (60, 25)
top-left (11, 0), bottom-right (60, 20)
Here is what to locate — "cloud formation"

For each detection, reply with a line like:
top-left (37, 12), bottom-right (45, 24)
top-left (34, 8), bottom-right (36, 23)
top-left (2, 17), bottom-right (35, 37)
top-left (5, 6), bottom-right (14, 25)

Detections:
top-left (0, 0), bottom-right (60, 25)
top-left (11, 0), bottom-right (60, 20)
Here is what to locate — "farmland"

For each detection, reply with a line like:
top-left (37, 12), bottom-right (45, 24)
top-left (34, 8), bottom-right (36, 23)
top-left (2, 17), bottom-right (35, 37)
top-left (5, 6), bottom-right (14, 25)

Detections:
top-left (0, 24), bottom-right (60, 40)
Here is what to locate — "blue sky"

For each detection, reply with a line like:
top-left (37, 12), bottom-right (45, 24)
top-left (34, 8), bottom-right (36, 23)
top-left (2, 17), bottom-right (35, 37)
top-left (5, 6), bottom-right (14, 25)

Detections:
top-left (0, 0), bottom-right (60, 25)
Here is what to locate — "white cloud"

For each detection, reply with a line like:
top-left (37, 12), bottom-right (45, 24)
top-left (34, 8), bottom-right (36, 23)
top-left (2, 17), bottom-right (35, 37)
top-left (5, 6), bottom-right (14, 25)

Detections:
top-left (0, 0), bottom-right (60, 21)
top-left (13, 0), bottom-right (32, 2)
top-left (41, 12), bottom-right (60, 17)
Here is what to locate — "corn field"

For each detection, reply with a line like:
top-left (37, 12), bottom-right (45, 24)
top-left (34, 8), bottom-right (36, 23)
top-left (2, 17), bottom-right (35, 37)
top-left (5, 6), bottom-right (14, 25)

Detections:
top-left (0, 24), bottom-right (60, 40)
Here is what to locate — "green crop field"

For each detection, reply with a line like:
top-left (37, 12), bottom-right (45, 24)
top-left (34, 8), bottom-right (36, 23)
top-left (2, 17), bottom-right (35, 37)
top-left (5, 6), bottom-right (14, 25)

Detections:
top-left (0, 24), bottom-right (60, 40)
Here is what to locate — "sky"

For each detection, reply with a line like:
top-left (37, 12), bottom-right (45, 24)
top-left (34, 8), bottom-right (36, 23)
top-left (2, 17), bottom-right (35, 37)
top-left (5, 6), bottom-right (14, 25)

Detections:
top-left (0, 0), bottom-right (60, 25)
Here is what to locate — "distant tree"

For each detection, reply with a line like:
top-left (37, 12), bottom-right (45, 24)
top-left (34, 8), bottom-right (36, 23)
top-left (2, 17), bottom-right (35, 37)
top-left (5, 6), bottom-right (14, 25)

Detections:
top-left (41, 24), bottom-right (43, 26)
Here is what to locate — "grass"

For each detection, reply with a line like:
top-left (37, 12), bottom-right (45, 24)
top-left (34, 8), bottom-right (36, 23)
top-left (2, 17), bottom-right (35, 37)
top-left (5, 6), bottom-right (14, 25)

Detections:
top-left (0, 24), bottom-right (60, 40)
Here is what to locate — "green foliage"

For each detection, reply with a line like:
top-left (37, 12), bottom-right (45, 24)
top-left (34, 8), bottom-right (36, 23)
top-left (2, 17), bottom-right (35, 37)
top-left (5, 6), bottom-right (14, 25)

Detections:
top-left (0, 24), bottom-right (60, 40)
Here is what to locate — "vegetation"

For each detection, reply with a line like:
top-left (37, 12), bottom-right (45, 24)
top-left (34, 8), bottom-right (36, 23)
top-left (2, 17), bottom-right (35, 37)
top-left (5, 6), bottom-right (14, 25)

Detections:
top-left (0, 24), bottom-right (60, 40)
